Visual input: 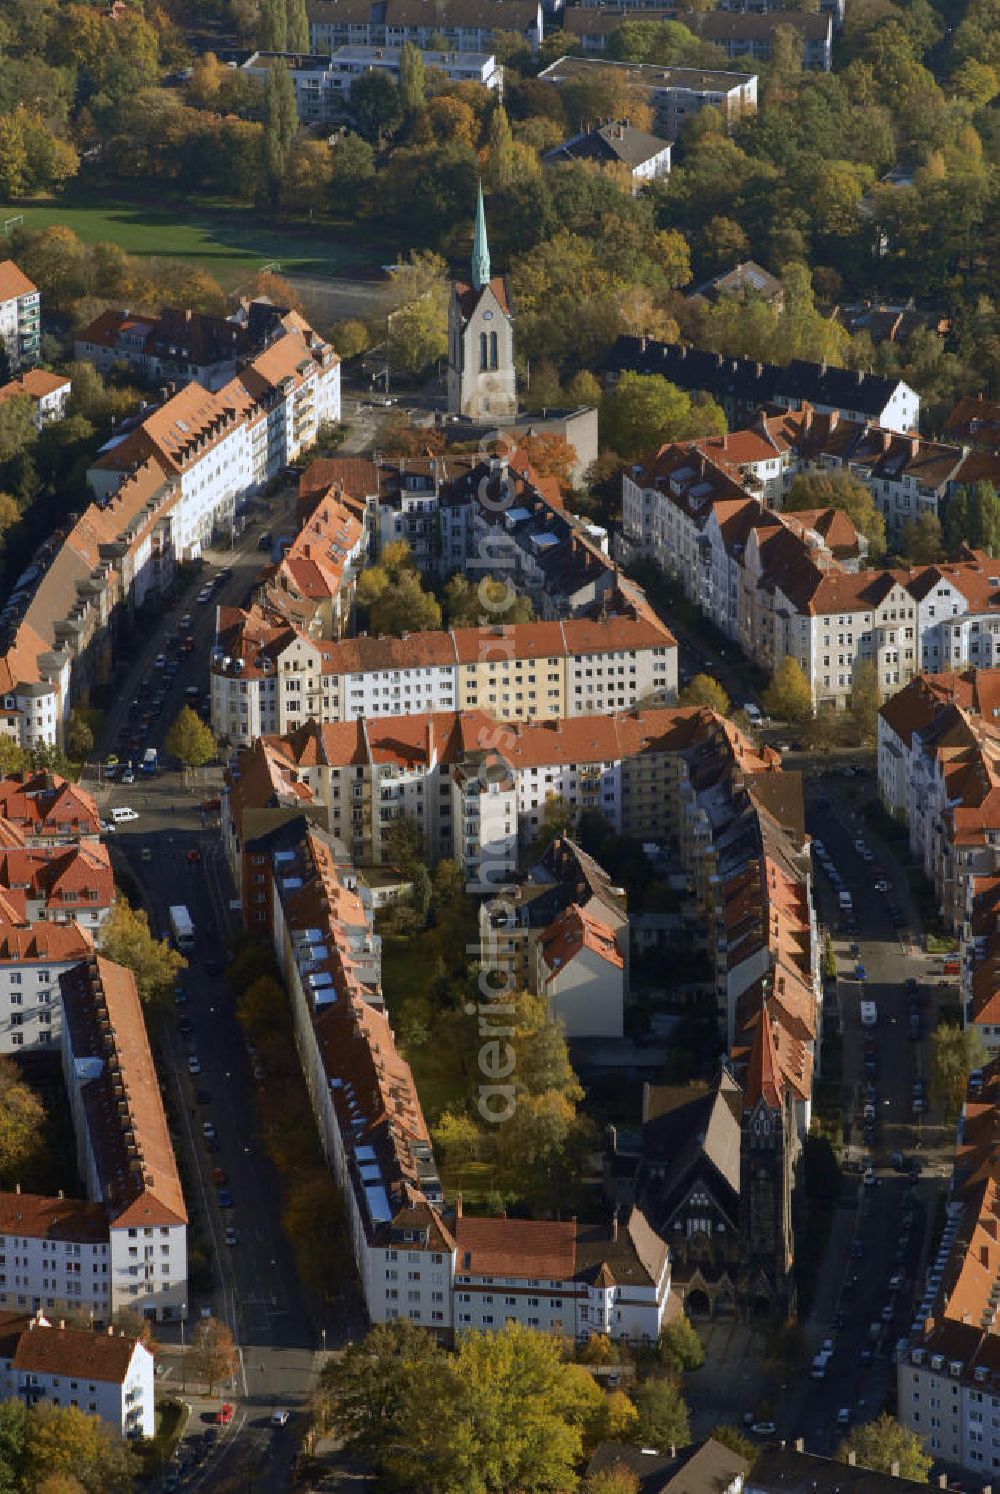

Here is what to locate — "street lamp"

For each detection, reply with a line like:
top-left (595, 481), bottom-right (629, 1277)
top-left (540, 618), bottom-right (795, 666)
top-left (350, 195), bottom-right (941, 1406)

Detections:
top-left (180, 1304), bottom-right (187, 1392)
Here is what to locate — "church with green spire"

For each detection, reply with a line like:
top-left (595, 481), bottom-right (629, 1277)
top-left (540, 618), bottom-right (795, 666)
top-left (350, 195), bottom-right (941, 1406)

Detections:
top-left (447, 183), bottom-right (517, 422)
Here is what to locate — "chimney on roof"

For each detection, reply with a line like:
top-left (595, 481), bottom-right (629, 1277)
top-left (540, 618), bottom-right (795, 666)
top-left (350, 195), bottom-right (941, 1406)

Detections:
top-left (829, 409), bottom-right (839, 431)
top-left (795, 1439), bottom-right (805, 1454)
top-left (15, 1183), bottom-right (19, 1194)
top-left (455, 1192), bottom-right (463, 1220)
top-left (59, 1319), bottom-right (64, 1330)
top-left (891, 1463), bottom-right (901, 1478)
top-left (848, 1453), bottom-right (857, 1466)
top-left (938, 1477), bottom-right (948, 1489)
top-left (107, 1323), bottom-right (115, 1336)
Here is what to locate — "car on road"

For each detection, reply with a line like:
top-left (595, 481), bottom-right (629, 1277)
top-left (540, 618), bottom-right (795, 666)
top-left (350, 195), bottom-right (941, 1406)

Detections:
top-left (890, 1273), bottom-right (905, 1290)
top-left (751, 1422), bottom-right (777, 1437)
top-left (863, 1168), bottom-right (877, 1186)
top-left (202, 1120), bottom-right (216, 1140)
top-left (881, 1304), bottom-right (894, 1321)
top-left (851, 1240), bottom-right (865, 1258)
top-left (197, 587), bottom-right (212, 603)
top-left (186, 848), bottom-right (202, 864)
top-left (859, 1347), bottom-right (873, 1365)
top-left (154, 654), bottom-right (166, 669)
top-left (837, 1409), bottom-right (851, 1428)
top-left (110, 806), bottom-right (139, 824)
top-left (188, 1055), bottom-right (201, 1074)
top-left (121, 767), bottom-right (135, 784)
top-left (271, 1410), bottom-right (290, 1427)
top-left (874, 878), bottom-right (889, 893)
top-left (212, 1167), bottom-right (227, 1184)
top-left (218, 1188), bottom-right (233, 1208)
top-left (252, 1060), bottom-right (265, 1081)
top-left (216, 1403), bottom-right (234, 1426)
top-left (855, 963), bottom-right (867, 981)
top-left (912, 1096), bottom-right (928, 1114)
top-left (224, 1226), bottom-right (239, 1247)
top-left (180, 613), bottom-right (192, 629)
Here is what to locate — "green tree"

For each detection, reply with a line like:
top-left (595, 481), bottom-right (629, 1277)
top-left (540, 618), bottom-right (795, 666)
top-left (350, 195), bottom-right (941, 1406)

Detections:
top-left (383, 813), bottom-right (425, 875)
top-left (24, 1402), bottom-right (136, 1493)
top-left (0, 1401), bottom-right (28, 1494)
top-left (237, 975), bottom-right (287, 1044)
top-left (312, 1319), bottom-right (443, 1466)
top-left (165, 706), bottom-right (216, 768)
top-left (367, 572), bottom-right (442, 635)
top-left (763, 657), bottom-right (813, 723)
top-left (387, 250), bottom-right (450, 374)
top-left (66, 710), bottom-right (94, 762)
top-left (258, 0), bottom-right (287, 51)
top-left (444, 573), bottom-right (534, 627)
top-left (100, 900), bottom-right (186, 1007)
top-left (264, 62), bottom-right (298, 200)
top-left (680, 673), bottom-right (730, 715)
top-left (286, 0), bottom-right (310, 52)
top-left (351, 69), bottom-right (404, 147)
top-left (898, 511), bottom-right (944, 565)
top-left (836, 1414), bottom-right (933, 1482)
top-left (784, 469), bottom-right (886, 562)
top-left (585, 1468), bottom-right (642, 1494)
top-left (403, 1325), bottom-right (603, 1494)
top-left (709, 1425), bottom-right (757, 1461)
top-left (399, 41), bottom-right (426, 114)
top-left (190, 1318), bottom-right (238, 1397)
top-left (659, 1315), bottom-right (705, 1374)
top-left (0, 1056), bottom-right (44, 1184)
top-left (329, 129), bottom-right (375, 207)
top-left (531, 793), bottom-right (578, 855)
top-left (486, 104), bottom-right (516, 188)
top-left (601, 372), bottom-right (726, 460)
top-left (0, 395), bottom-right (37, 465)
top-left (850, 658), bottom-right (880, 745)
top-left (633, 1377), bottom-right (691, 1449)
top-left (931, 1022), bottom-right (986, 1122)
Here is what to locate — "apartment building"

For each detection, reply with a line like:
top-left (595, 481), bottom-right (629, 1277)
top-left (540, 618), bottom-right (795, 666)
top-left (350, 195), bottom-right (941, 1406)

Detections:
top-left (896, 1062), bottom-right (1000, 1475)
top-left (0, 1312), bottom-right (154, 1439)
top-left (75, 298), bottom-right (296, 393)
top-left (210, 600), bottom-right (677, 744)
top-left (543, 122), bottom-right (673, 187)
top-left (220, 778), bottom-right (674, 1339)
top-left (451, 1205), bottom-right (671, 1338)
top-left (0, 459), bottom-right (180, 749)
top-left (243, 47), bottom-right (501, 122)
top-left (0, 773), bottom-right (100, 845)
top-left (0, 957), bottom-right (186, 1324)
top-left (479, 834), bottom-right (629, 992)
top-left (0, 370), bottom-right (71, 428)
top-left (944, 395), bottom-right (1000, 453)
top-left (538, 56), bottom-right (758, 134)
top-left (0, 922), bottom-right (93, 1054)
top-left (0, 261), bottom-right (40, 371)
top-left (623, 425), bottom-right (1000, 708)
top-left (605, 336), bottom-right (920, 433)
top-left (238, 702), bottom-right (817, 1081)
top-left (307, 0), bottom-right (543, 55)
top-left (562, 8), bottom-right (832, 68)
top-left (87, 321), bottom-right (341, 552)
top-left (878, 669), bottom-right (1000, 933)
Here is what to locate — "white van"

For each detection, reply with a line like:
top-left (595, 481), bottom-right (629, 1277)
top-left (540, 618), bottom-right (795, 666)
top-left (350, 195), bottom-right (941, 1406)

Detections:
top-left (110, 806), bottom-right (140, 824)
top-left (838, 890), bottom-right (853, 910)
top-left (860, 1000), bottom-right (878, 1028)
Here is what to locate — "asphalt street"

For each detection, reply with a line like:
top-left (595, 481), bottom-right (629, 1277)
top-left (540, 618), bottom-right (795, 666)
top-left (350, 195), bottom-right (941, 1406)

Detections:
top-left (783, 770), bottom-right (955, 1453)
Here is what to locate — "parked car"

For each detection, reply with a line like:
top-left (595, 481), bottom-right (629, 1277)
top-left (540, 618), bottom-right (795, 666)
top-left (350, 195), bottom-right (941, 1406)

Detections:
top-left (216, 1403), bottom-right (234, 1426)
top-left (188, 1056), bottom-right (201, 1075)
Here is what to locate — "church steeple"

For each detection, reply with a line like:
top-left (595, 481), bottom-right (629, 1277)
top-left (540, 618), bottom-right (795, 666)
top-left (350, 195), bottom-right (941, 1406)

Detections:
top-left (471, 181), bottom-right (491, 292)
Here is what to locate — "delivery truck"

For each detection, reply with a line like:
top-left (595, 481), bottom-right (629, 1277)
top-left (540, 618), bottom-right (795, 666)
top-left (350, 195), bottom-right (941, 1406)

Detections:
top-left (169, 905), bottom-right (195, 952)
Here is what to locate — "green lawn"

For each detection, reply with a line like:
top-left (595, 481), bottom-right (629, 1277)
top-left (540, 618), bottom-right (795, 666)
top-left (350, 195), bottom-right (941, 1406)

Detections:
top-left (0, 196), bottom-right (362, 288)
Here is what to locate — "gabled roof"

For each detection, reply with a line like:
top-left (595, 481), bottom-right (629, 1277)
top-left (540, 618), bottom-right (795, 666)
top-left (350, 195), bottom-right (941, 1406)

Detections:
top-left (11, 1320), bottom-right (144, 1384)
top-left (744, 999), bottom-right (782, 1108)
top-left (545, 120), bottom-right (672, 171)
top-left (0, 260), bottom-right (37, 302)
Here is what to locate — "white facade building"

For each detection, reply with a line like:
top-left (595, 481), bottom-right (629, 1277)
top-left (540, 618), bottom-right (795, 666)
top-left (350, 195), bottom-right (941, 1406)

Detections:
top-left (0, 261), bottom-right (40, 371)
top-left (0, 1314), bottom-right (154, 1439)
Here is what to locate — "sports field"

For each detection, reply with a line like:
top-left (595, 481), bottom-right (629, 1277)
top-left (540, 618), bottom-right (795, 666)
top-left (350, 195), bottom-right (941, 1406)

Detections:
top-left (0, 197), bottom-right (361, 288)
